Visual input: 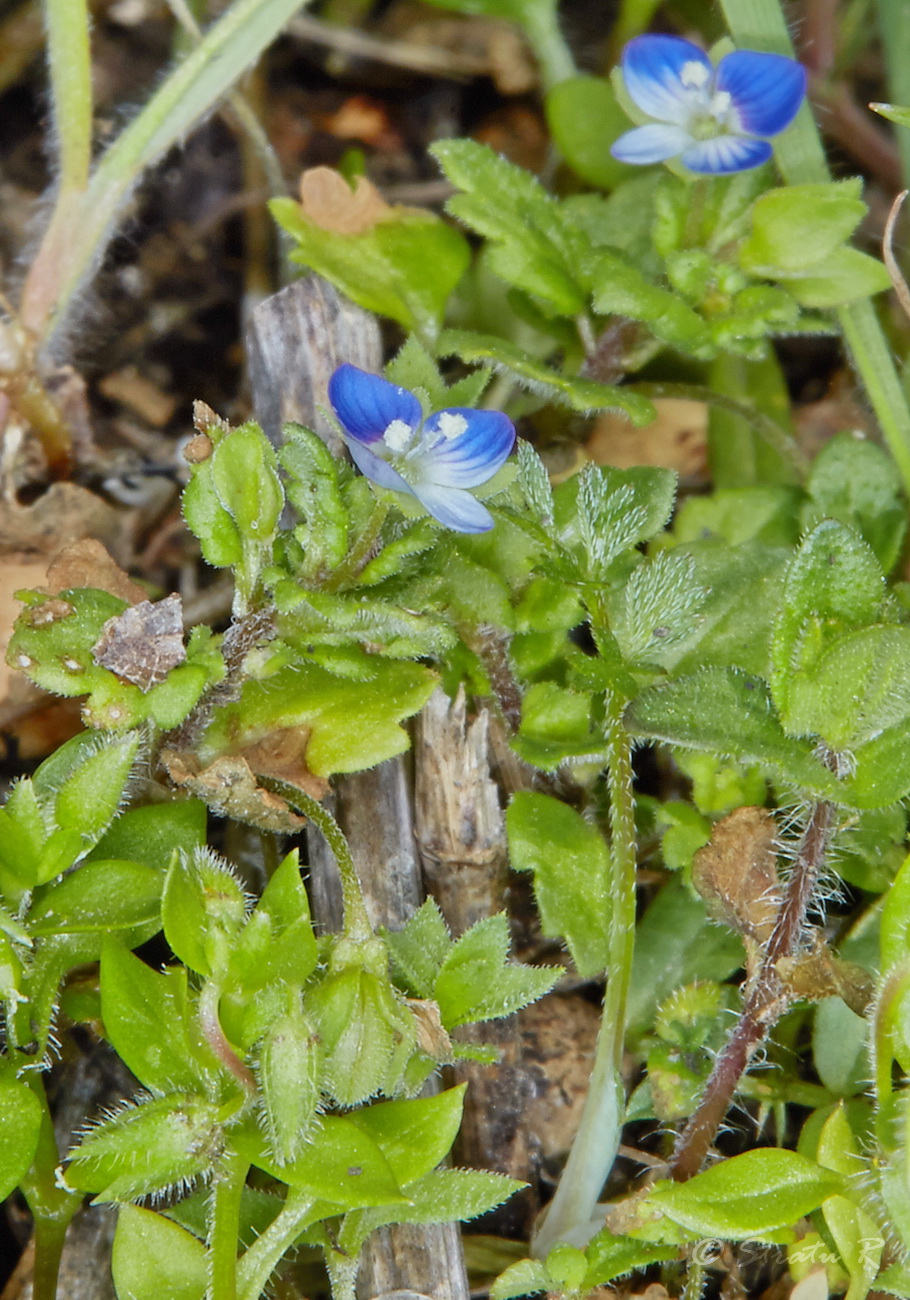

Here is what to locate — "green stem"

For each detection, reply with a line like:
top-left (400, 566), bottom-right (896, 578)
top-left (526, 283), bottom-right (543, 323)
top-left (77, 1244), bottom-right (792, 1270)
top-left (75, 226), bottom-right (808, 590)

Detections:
top-left (265, 781), bottom-right (371, 939)
top-left (533, 688), bottom-right (636, 1255)
top-left (720, 0), bottom-right (910, 501)
top-left (324, 497), bottom-right (390, 592)
top-left (876, 0), bottom-right (910, 184)
top-left (236, 1189), bottom-right (316, 1300)
top-left (45, 0), bottom-right (93, 194)
top-left (20, 1076), bottom-right (81, 1300)
top-left (207, 1145), bottom-right (249, 1300)
top-left (520, 0), bottom-right (576, 91)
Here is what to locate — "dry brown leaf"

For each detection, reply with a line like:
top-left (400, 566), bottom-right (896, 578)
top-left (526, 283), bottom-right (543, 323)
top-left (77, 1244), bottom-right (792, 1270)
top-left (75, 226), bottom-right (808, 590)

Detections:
top-left (317, 96), bottom-right (400, 150)
top-left (98, 365), bottom-right (178, 428)
top-left (299, 167), bottom-right (391, 235)
top-left (239, 727), bottom-right (330, 803)
top-left (92, 593), bottom-right (186, 690)
top-left (161, 749), bottom-right (309, 834)
top-left (45, 539), bottom-right (146, 604)
top-left (776, 933), bottom-right (875, 1015)
top-left (692, 806), bottom-right (780, 947)
top-left (587, 398), bottom-right (708, 479)
top-left (407, 998), bottom-right (454, 1062)
top-left (0, 553), bottom-right (51, 719)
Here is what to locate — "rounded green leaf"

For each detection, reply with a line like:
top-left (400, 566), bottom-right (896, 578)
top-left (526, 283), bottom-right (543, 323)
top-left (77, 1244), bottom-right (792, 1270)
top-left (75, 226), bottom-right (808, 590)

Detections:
top-left (647, 1149), bottom-right (843, 1238)
top-left (112, 1205), bottom-right (207, 1300)
top-left (0, 1079), bottom-right (42, 1201)
top-left (546, 77), bottom-right (637, 190)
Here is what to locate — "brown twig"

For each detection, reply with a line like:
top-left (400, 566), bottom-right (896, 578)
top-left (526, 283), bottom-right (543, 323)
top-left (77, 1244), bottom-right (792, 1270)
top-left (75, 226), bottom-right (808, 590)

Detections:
top-left (670, 800), bottom-right (835, 1182)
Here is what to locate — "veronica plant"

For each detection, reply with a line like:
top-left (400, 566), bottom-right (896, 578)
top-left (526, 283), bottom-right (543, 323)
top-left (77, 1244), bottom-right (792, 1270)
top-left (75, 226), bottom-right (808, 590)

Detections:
top-left (610, 35), bottom-right (807, 173)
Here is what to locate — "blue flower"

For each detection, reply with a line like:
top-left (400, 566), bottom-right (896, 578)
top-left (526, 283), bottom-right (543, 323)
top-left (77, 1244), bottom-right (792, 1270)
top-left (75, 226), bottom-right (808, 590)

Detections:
top-left (327, 364), bottom-right (516, 534)
top-left (611, 35), bottom-right (806, 174)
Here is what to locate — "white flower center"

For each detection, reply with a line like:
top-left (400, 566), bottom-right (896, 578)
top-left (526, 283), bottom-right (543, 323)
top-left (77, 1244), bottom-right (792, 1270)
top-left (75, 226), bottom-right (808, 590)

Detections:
top-left (680, 60), bottom-right (710, 90)
top-left (383, 419), bottom-right (414, 452)
top-left (436, 412), bottom-right (468, 440)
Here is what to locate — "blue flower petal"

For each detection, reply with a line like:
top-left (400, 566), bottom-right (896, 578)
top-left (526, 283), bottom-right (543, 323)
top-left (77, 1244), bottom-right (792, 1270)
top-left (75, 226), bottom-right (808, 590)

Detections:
top-left (421, 409), bottom-right (516, 487)
top-left (411, 482), bottom-right (494, 533)
top-left (622, 35), bottom-right (713, 123)
top-left (344, 435), bottom-right (414, 494)
top-left (328, 365), bottom-right (422, 446)
top-left (680, 134), bottom-right (772, 174)
top-left (611, 123), bottom-right (694, 165)
top-left (715, 50), bottom-right (806, 138)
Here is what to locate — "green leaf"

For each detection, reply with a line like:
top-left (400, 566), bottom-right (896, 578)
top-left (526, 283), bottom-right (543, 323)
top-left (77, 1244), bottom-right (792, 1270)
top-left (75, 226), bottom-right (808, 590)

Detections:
top-left (490, 1259), bottom-right (551, 1300)
top-left (739, 181), bottom-right (866, 275)
top-left (210, 423), bottom-right (284, 542)
top-left (100, 941), bottom-right (215, 1095)
top-left (344, 1168), bottom-right (522, 1254)
top-left (781, 625), bottom-right (910, 748)
top-left (0, 1079), bottom-right (42, 1202)
top-left (625, 668), bottom-right (840, 798)
top-left (88, 801), bottom-right (207, 874)
top-left (432, 139), bottom-right (587, 317)
top-left (438, 329), bottom-right (654, 424)
top-left (233, 1115), bottom-right (407, 1208)
top-left (112, 1205), bottom-right (207, 1300)
top-left (228, 849), bottom-right (317, 994)
top-left (582, 1231), bottom-right (678, 1288)
top-left (545, 77), bottom-right (638, 190)
top-left (271, 194), bottom-right (469, 340)
top-left (512, 681), bottom-right (604, 771)
top-left (203, 658), bottom-right (436, 777)
top-left (434, 913), bottom-right (558, 1027)
top-left (609, 551), bottom-right (707, 668)
top-left (803, 431), bottom-right (906, 573)
top-left (589, 249), bottom-right (714, 356)
top-left (346, 1086), bottom-right (466, 1187)
top-left (66, 1095), bottom-right (223, 1202)
top-left (280, 423), bottom-right (349, 577)
top-left (507, 791), bottom-right (610, 977)
top-left (822, 1194), bottom-right (883, 1300)
top-left (181, 464), bottom-right (242, 567)
top-left (44, 731), bottom-right (141, 865)
top-left (162, 849), bottom-right (248, 978)
top-left (29, 859), bottom-right (162, 936)
top-left (645, 1150), bottom-right (842, 1239)
top-left (384, 897), bottom-right (452, 998)
top-left (626, 876), bottom-right (743, 1037)
top-left (770, 519), bottom-right (885, 723)
top-left (787, 248), bottom-right (891, 307)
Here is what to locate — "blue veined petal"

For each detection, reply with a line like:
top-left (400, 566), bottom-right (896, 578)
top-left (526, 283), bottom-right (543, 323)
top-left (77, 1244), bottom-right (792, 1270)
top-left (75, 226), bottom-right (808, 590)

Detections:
top-left (421, 408), bottom-right (516, 487)
top-left (622, 35), bottom-right (713, 123)
top-left (715, 50), bottom-right (806, 138)
top-left (680, 134), bottom-right (772, 174)
top-left (344, 435), bottom-right (414, 494)
top-left (328, 364), bottom-right (422, 446)
top-left (411, 482), bottom-right (494, 533)
top-left (611, 123), bottom-right (694, 165)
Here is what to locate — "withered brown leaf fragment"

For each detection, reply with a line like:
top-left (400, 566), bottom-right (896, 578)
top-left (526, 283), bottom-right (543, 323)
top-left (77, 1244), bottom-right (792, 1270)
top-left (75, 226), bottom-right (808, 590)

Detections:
top-left (161, 750), bottom-right (308, 835)
top-left (298, 166), bottom-right (392, 235)
top-left (776, 932), bottom-right (875, 1016)
top-left (92, 592), bottom-right (185, 690)
top-left (692, 806), bottom-right (781, 947)
top-left (45, 538), bottom-right (146, 605)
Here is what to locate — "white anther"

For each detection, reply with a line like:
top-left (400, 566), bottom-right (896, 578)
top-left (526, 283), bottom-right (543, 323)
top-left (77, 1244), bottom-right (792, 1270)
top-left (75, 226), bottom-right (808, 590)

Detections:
top-left (681, 60), bottom-right (711, 89)
top-left (436, 412), bottom-right (468, 440)
top-left (710, 89), bottom-right (732, 119)
top-left (383, 419), bottom-right (413, 452)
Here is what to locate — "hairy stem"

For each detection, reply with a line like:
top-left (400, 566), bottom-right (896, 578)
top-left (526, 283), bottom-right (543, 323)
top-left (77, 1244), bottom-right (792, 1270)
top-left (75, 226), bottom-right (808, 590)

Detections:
top-left (533, 690), bottom-right (636, 1253)
top-left (20, 1077), bottom-right (81, 1300)
top-left (720, 0), bottom-right (910, 500)
top-left (671, 800), bottom-right (835, 1182)
top-left (520, 0), bottom-right (576, 90)
top-left (236, 1189), bottom-right (316, 1300)
top-left (266, 780), bottom-right (371, 939)
top-left (207, 1145), bottom-right (250, 1300)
